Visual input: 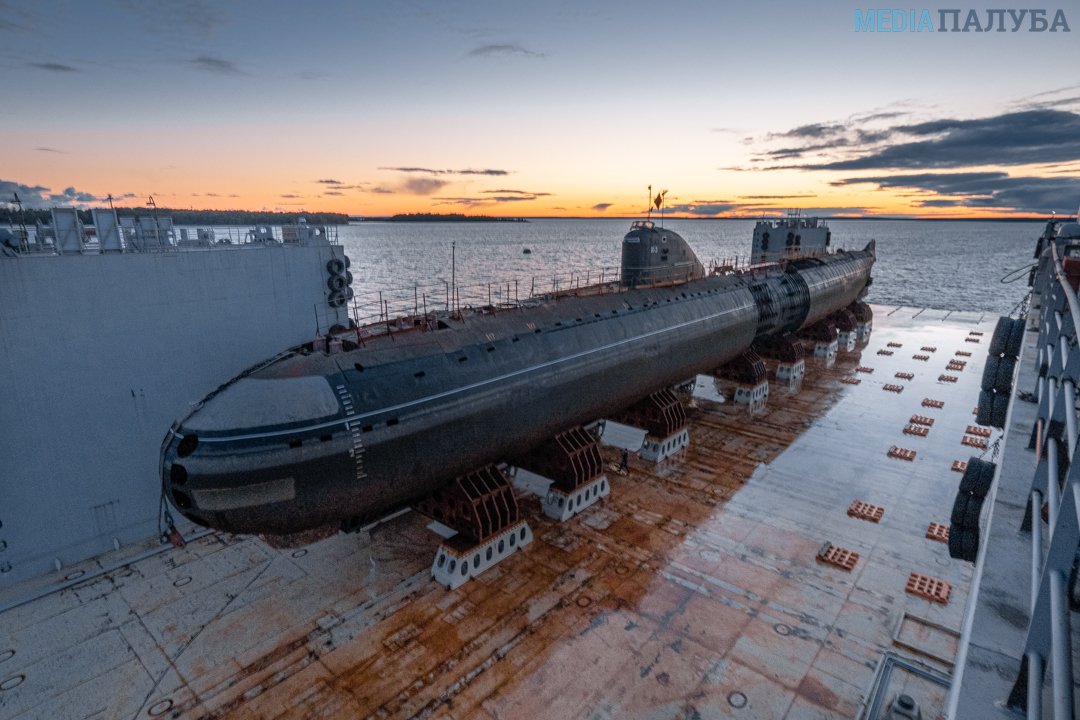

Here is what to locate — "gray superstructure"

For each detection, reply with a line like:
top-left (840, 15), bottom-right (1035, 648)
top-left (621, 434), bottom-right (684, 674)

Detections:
top-left (0, 208), bottom-right (352, 584)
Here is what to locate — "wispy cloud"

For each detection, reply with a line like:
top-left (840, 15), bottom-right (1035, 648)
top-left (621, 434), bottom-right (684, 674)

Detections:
top-left (280, 194), bottom-right (301, 199)
top-left (28, 62), bottom-right (79, 72)
top-left (187, 56), bottom-right (243, 75)
top-left (36, 147), bottom-right (68, 153)
top-left (379, 166), bottom-right (511, 176)
top-left (479, 189), bottom-right (550, 196)
top-left (317, 179), bottom-right (342, 184)
top-left (466, 43), bottom-right (546, 59)
top-left (591, 203), bottom-right (612, 212)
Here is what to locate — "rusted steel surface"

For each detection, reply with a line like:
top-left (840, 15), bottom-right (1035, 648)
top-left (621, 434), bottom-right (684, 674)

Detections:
top-left (0, 307), bottom-right (988, 720)
top-left (412, 465), bottom-right (518, 541)
top-left (616, 388), bottom-right (687, 439)
top-left (515, 426), bottom-right (604, 493)
top-left (714, 349), bottom-right (767, 387)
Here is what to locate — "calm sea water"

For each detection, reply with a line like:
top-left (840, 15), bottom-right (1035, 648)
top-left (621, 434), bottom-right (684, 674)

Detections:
top-left (336, 219), bottom-right (1039, 317)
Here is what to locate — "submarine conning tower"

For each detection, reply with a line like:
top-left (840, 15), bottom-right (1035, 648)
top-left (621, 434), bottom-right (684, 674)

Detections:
top-left (621, 220), bottom-right (705, 287)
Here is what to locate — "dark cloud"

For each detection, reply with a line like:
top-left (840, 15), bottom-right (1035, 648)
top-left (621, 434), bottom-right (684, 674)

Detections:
top-left (379, 166), bottom-right (510, 176)
top-left (323, 191), bottom-right (344, 196)
top-left (370, 187), bottom-right (393, 194)
top-left (0, 179), bottom-right (50, 205)
top-left (49, 186), bottom-right (100, 204)
top-left (591, 203), bottom-right (612, 212)
top-left (35, 147), bottom-right (67, 153)
top-left (766, 110), bottom-right (1080, 171)
top-left (187, 56), bottom-right (243, 75)
top-left (770, 123), bottom-right (845, 139)
top-left (280, 194), bottom-right (300, 199)
top-left (832, 172), bottom-right (1080, 213)
top-left (466, 44), bottom-right (546, 59)
top-left (403, 178), bottom-right (447, 195)
top-left (738, 194), bottom-right (817, 199)
top-left (205, 193), bottom-right (219, 197)
top-left (479, 189), bottom-right (550, 195)
top-left (316, 179), bottom-right (342, 184)
top-left (28, 62), bottom-right (79, 72)
top-left (664, 202), bottom-right (738, 216)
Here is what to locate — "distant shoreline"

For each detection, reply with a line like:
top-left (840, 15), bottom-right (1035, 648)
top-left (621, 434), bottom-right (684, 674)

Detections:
top-left (357, 213), bottom-right (528, 223)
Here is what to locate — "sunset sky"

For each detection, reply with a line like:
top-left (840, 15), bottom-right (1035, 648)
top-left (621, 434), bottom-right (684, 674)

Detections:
top-left (2, 1), bottom-right (1079, 217)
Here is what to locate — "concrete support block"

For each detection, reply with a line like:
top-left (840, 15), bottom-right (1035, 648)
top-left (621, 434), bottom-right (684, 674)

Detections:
top-left (639, 428), bottom-right (690, 462)
top-left (431, 520), bottom-right (533, 590)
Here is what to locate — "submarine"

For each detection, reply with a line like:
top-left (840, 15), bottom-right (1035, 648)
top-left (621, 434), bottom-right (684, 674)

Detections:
top-left (161, 220), bottom-right (875, 542)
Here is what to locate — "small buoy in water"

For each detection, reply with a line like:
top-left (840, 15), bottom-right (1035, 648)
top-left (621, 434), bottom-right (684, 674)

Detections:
top-left (522, 248), bottom-right (531, 254)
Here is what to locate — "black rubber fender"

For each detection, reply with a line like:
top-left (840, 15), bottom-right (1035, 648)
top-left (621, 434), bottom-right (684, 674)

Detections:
top-left (344, 255), bottom-right (351, 269)
top-left (976, 389), bottom-right (994, 426)
top-left (994, 356), bottom-right (1016, 395)
top-left (961, 528), bottom-right (980, 562)
top-left (951, 493), bottom-right (972, 529)
top-left (328, 291), bottom-right (346, 308)
top-left (982, 356), bottom-right (1000, 392)
top-left (960, 458), bottom-right (995, 497)
top-left (989, 316), bottom-right (1011, 355)
top-left (328, 275), bottom-right (347, 291)
top-left (964, 493), bottom-right (985, 530)
top-left (327, 258), bottom-right (345, 274)
top-left (991, 391), bottom-right (1009, 429)
top-left (1004, 318), bottom-right (1025, 359)
top-left (948, 523), bottom-right (965, 559)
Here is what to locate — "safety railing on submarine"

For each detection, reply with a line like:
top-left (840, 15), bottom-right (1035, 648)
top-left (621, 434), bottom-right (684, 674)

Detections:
top-left (345, 255), bottom-right (766, 328)
top-left (1012, 239), bottom-right (1080, 719)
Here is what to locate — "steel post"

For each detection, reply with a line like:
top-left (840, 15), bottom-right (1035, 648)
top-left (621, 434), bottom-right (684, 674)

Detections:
top-left (1032, 489), bottom-right (1043, 612)
top-left (1048, 438), bottom-right (1060, 536)
top-left (1049, 569), bottom-right (1074, 719)
top-left (1065, 380), bottom-right (1078, 463)
top-left (1028, 651), bottom-right (1044, 720)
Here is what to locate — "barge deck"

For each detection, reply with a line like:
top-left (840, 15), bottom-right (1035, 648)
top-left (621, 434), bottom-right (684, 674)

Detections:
top-left (0, 305), bottom-right (996, 720)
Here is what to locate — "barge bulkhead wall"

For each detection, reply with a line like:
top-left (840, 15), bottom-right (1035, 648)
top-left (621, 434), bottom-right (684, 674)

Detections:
top-left (0, 242), bottom-right (350, 584)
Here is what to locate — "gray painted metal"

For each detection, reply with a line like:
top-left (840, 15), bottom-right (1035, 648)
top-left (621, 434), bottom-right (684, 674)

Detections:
top-left (91, 208), bottom-right (122, 252)
top-left (161, 242), bottom-right (874, 539)
top-left (0, 228), bottom-right (352, 584)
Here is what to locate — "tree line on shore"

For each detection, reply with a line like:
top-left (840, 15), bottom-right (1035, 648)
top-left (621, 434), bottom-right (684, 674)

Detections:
top-left (0, 207), bottom-right (351, 226)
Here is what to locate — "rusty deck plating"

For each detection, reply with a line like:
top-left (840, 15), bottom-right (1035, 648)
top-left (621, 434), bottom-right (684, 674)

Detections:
top-left (0, 306), bottom-right (997, 720)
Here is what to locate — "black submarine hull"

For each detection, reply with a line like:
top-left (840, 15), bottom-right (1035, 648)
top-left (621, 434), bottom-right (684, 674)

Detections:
top-left (162, 245), bottom-right (874, 536)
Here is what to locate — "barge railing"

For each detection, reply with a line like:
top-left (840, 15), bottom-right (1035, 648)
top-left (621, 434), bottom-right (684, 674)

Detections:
top-left (1012, 238), bottom-right (1080, 719)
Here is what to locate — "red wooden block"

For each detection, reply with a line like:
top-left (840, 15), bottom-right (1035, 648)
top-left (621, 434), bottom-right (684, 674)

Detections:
top-left (906, 572), bottom-right (952, 604)
top-left (848, 500), bottom-right (885, 522)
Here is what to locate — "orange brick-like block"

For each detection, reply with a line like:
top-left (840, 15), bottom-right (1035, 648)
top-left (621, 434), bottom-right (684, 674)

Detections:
top-left (839, 377), bottom-right (861, 385)
top-left (947, 360), bottom-right (967, 371)
top-left (889, 446), bottom-right (917, 461)
top-left (966, 337), bottom-right (981, 343)
top-left (856, 366), bottom-right (874, 373)
top-left (904, 424), bottom-right (930, 437)
top-left (939, 374), bottom-right (959, 383)
top-left (966, 425), bottom-right (991, 437)
top-left (923, 398), bottom-right (945, 409)
top-left (848, 500), bottom-right (885, 522)
top-left (910, 415), bottom-right (935, 426)
top-left (906, 572), bottom-right (952, 604)
top-left (962, 435), bottom-right (988, 450)
top-left (895, 372), bottom-right (915, 380)
top-left (952, 460), bottom-right (968, 473)
top-left (913, 354), bottom-right (930, 361)
top-left (921, 346), bottom-right (937, 352)
top-left (969, 331), bottom-right (983, 336)
top-left (888, 342), bottom-right (903, 347)
top-left (817, 543), bottom-right (859, 571)
top-left (884, 384), bottom-right (904, 393)
top-left (878, 349), bottom-right (894, 356)
top-left (926, 523), bottom-right (950, 544)
top-left (956, 350), bottom-right (972, 357)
